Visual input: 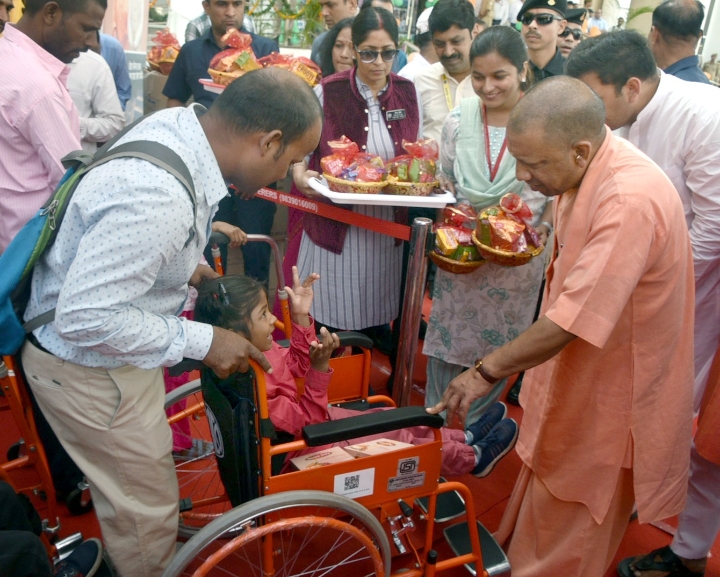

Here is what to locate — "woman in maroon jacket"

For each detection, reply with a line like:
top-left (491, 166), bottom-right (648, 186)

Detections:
top-left (291, 6), bottom-right (421, 337)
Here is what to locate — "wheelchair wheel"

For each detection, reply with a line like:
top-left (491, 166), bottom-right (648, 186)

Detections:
top-left (165, 381), bottom-right (231, 538)
top-left (163, 490), bottom-right (392, 577)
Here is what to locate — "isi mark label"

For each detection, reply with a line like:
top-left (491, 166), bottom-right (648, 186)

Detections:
top-left (388, 456), bottom-right (425, 492)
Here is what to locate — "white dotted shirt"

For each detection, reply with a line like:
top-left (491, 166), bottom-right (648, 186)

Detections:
top-left (25, 105), bottom-right (228, 369)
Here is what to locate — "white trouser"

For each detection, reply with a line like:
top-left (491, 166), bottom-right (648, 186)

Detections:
top-left (21, 340), bottom-right (179, 577)
top-left (671, 442), bottom-right (720, 560)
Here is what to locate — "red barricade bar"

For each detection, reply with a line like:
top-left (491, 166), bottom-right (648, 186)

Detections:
top-left (256, 188), bottom-right (412, 242)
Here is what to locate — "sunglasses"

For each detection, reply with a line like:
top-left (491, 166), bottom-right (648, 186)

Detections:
top-left (356, 48), bottom-right (399, 64)
top-left (559, 28), bottom-right (583, 39)
top-left (521, 13), bottom-right (562, 25)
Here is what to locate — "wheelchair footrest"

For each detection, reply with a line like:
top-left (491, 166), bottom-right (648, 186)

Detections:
top-left (443, 520), bottom-right (511, 576)
top-left (414, 478), bottom-right (466, 523)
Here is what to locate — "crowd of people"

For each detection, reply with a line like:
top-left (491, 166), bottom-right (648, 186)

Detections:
top-left (0, 0), bottom-right (719, 575)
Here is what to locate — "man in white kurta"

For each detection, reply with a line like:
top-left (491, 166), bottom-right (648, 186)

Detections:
top-left (67, 49), bottom-right (125, 153)
top-left (413, 0), bottom-right (478, 142)
top-left (568, 35), bottom-right (720, 575)
top-left (568, 32), bottom-right (720, 409)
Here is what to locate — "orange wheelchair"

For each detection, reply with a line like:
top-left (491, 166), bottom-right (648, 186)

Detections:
top-left (162, 352), bottom-right (511, 577)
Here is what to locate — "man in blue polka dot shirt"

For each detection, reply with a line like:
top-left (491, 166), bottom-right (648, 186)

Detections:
top-left (20, 68), bottom-right (322, 577)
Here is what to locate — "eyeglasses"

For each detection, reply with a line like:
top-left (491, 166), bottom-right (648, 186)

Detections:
top-left (520, 13), bottom-right (562, 26)
top-left (559, 28), bottom-right (583, 40)
top-left (355, 48), bottom-right (398, 63)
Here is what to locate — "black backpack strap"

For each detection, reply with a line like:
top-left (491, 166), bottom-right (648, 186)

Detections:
top-left (24, 109), bottom-right (209, 333)
top-left (86, 141), bottom-right (198, 247)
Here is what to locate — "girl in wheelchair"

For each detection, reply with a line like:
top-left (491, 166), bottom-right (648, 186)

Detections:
top-left (194, 268), bottom-right (518, 478)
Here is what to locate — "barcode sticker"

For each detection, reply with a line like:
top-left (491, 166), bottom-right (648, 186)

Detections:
top-left (334, 468), bottom-right (375, 499)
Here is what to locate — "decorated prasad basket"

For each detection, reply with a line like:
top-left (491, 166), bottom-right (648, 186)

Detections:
top-left (471, 229), bottom-right (544, 267)
top-left (428, 251), bottom-right (486, 274)
top-left (323, 174), bottom-right (388, 194)
top-left (385, 181), bottom-right (439, 197)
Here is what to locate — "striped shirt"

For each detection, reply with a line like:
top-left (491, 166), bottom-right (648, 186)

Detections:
top-left (297, 76), bottom-right (419, 329)
top-left (0, 25), bottom-right (81, 253)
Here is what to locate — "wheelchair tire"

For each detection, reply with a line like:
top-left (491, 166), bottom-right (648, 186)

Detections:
top-left (165, 380), bottom-right (230, 538)
top-left (65, 482), bottom-right (93, 516)
top-left (6, 440), bottom-right (24, 461)
top-left (162, 489), bottom-right (392, 577)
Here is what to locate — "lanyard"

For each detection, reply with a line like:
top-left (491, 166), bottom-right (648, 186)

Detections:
top-left (441, 74), bottom-right (454, 111)
top-left (481, 104), bottom-right (508, 182)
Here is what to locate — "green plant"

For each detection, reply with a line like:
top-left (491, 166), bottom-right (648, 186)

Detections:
top-left (626, 4), bottom-right (655, 22)
top-left (302, 0), bottom-right (324, 46)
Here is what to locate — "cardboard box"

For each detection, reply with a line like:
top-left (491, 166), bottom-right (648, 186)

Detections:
top-left (290, 447), bottom-right (356, 470)
top-left (144, 70), bottom-right (169, 114)
top-left (343, 438), bottom-right (414, 458)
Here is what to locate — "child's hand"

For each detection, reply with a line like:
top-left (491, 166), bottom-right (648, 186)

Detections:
top-left (309, 327), bottom-right (340, 372)
top-left (212, 221), bottom-right (248, 248)
top-left (285, 266), bottom-right (319, 324)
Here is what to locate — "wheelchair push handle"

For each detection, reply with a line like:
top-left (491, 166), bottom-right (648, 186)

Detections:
top-left (208, 232), bottom-right (292, 340)
top-left (207, 232), bottom-right (286, 291)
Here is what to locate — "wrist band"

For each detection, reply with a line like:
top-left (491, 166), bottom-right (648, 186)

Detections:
top-left (539, 220), bottom-right (553, 234)
top-left (474, 358), bottom-right (500, 384)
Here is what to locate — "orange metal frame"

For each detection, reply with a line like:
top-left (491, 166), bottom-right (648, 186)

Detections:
top-left (1, 354), bottom-right (61, 537)
top-left (249, 359), bottom-right (487, 577)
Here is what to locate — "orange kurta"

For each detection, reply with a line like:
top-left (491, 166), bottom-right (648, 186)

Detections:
top-left (517, 129), bottom-right (695, 525)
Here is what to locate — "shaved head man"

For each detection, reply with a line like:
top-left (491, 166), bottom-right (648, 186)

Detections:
top-left (429, 76), bottom-right (695, 577)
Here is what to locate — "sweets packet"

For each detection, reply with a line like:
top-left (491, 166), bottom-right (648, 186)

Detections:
top-left (477, 195), bottom-right (543, 253)
top-left (147, 29), bottom-right (181, 75)
top-left (385, 138), bottom-right (439, 184)
top-left (443, 204), bottom-right (477, 229)
top-left (434, 225), bottom-right (481, 262)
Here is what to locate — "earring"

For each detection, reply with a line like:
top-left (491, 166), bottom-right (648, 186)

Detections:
top-left (521, 77), bottom-right (526, 82)
top-left (576, 154), bottom-right (581, 162)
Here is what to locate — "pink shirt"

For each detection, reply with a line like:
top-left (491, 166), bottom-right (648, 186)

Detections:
top-left (518, 130), bottom-right (695, 525)
top-left (264, 320), bottom-right (333, 438)
top-left (0, 25), bottom-right (81, 253)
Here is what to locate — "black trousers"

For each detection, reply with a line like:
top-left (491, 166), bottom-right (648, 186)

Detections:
top-left (0, 482), bottom-right (52, 577)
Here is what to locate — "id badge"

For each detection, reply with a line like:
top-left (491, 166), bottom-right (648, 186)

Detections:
top-left (385, 109), bottom-right (407, 121)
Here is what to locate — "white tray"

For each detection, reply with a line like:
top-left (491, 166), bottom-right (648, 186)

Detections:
top-left (309, 177), bottom-right (456, 208)
top-left (199, 78), bottom-right (225, 94)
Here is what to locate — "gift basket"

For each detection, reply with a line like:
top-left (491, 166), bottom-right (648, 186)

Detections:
top-left (207, 29), bottom-right (262, 86)
top-left (147, 29), bottom-right (181, 75)
top-left (429, 205), bottom-right (486, 274)
top-left (319, 137), bottom-right (443, 195)
top-left (385, 139), bottom-right (440, 196)
top-left (257, 53), bottom-right (322, 86)
top-left (471, 193), bottom-right (544, 267)
top-left (320, 136), bottom-right (388, 194)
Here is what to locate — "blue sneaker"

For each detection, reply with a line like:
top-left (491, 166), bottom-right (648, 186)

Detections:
top-left (54, 538), bottom-right (103, 577)
top-left (465, 402), bottom-right (508, 444)
top-left (472, 419), bottom-right (519, 478)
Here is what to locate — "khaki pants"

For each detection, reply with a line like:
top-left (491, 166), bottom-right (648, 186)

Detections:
top-left (495, 464), bottom-right (635, 577)
top-left (21, 341), bottom-right (179, 577)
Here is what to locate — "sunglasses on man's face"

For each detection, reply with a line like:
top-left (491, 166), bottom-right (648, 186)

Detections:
top-left (559, 28), bottom-right (583, 39)
top-left (521, 13), bottom-right (562, 25)
top-left (356, 48), bottom-right (399, 64)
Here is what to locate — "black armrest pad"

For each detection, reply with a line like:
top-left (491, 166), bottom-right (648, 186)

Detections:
top-left (168, 359), bottom-right (205, 377)
top-left (276, 331), bottom-right (372, 350)
top-left (336, 331), bottom-right (374, 350)
top-left (302, 406), bottom-right (444, 447)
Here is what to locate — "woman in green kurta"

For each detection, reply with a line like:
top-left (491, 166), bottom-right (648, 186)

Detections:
top-left (423, 27), bottom-right (553, 424)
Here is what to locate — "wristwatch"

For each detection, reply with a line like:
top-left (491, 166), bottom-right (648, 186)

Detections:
top-left (474, 358), bottom-right (500, 384)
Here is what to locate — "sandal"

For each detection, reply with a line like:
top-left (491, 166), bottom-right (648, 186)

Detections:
top-left (617, 546), bottom-right (705, 577)
top-left (173, 438), bottom-right (213, 462)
